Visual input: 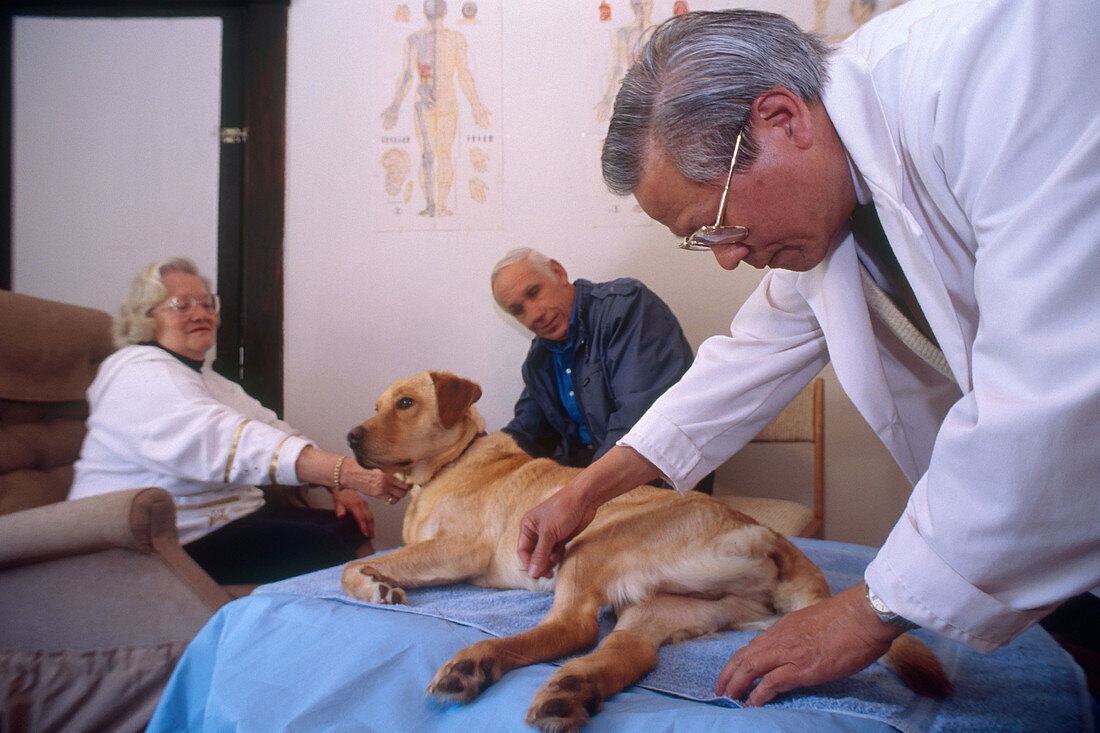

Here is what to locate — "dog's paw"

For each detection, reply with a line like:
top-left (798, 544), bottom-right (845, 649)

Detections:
top-left (427, 651), bottom-right (501, 704)
top-left (526, 674), bottom-right (602, 733)
top-left (371, 581), bottom-right (407, 605)
top-left (341, 565), bottom-right (407, 605)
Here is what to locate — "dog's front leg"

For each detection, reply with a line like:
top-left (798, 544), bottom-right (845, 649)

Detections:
top-left (341, 537), bottom-right (491, 604)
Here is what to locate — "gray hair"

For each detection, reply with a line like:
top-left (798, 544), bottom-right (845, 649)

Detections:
top-left (601, 9), bottom-right (832, 194)
top-left (113, 256), bottom-right (212, 348)
top-left (490, 247), bottom-right (556, 292)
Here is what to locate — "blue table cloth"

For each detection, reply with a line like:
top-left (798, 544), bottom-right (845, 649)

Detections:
top-left (147, 539), bottom-right (1093, 732)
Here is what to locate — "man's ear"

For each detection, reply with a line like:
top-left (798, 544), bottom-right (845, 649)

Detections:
top-left (548, 259), bottom-right (569, 285)
top-left (429, 371), bottom-right (483, 429)
top-left (750, 88), bottom-right (814, 149)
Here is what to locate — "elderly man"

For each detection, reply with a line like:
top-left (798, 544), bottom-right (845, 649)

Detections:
top-left (517, 0), bottom-right (1100, 706)
top-left (492, 248), bottom-right (697, 479)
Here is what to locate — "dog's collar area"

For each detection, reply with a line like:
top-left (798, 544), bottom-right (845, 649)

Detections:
top-left (435, 431), bottom-right (489, 478)
top-left (459, 431), bottom-right (489, 457)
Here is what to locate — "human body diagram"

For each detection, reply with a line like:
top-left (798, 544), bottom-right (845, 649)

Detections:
top-left (594, 0), bottom-right (656, 123)
top-left (382, 1), bottom-right (491, 218)
top-left (813, 0), bottom-right (906, 38)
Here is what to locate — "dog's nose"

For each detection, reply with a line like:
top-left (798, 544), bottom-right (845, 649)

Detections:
top-left (347, 425), bottom-right (365, 447)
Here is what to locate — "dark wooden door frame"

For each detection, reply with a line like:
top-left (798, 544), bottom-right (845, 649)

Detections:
top-left (1, 0), bottom-right (287, 414)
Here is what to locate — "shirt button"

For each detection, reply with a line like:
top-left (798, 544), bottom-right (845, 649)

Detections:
top-left (566, 368), bottom-right (572, 374)
top-left (569, 391), bottom-right (575, 397)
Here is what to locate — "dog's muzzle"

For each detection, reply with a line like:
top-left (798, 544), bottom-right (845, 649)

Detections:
top-left (347, 425), bottom-right (366, 449)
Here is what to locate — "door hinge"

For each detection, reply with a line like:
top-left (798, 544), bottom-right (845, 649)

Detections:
top-left (220, 127), bottom-right (249, 144)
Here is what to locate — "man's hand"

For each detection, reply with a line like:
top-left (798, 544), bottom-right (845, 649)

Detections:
top-left (715, 583), bottom-right (903, 705)
top-left (517, 485), bottom-right (598, 579)
top-left (517, 446), bottom-right (662, 579)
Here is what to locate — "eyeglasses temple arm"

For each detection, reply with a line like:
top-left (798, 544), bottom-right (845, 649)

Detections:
top-left (713, 133), bottom-right (742, 227)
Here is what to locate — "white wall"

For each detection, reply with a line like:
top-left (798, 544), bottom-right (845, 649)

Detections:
top-left (282, 0), bottom-right (914, 550)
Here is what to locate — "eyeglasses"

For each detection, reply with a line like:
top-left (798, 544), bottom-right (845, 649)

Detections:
top-left (679, 132), bottom-right (750, 251)
top-left (150, 294), bottom-right (221, 316)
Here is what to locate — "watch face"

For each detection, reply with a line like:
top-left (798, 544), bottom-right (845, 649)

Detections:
top-left (867, 587), bottom-right (919, 630)
top-left (868, 588), bottom-right (891, 614)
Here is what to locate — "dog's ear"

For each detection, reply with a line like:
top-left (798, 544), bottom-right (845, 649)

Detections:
top-left (429, 371), bottom-right (483, 429)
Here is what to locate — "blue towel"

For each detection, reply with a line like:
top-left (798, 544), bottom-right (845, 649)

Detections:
top-left (259, 538), bottom-right (1092, 733)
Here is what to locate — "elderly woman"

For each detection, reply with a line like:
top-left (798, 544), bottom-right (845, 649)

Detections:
top-left (69, 256), bottom-right (410, 584)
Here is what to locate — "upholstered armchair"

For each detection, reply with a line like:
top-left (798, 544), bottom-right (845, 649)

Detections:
top-left (0, 290), bottom-right (234, 732)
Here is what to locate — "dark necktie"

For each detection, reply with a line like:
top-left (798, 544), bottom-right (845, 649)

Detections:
top-left (850, 204), bottom-right (953, 381)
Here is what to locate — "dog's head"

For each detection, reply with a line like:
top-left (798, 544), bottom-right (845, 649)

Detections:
top-left (347, 371), bottom-right (485, 485)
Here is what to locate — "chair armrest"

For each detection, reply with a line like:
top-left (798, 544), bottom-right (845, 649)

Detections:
top-left (0, 487), bottom-right (233, 612)
top-left (0, 488), bottom-right (233, 732)
top-left (0, 487), bottom-right (177, 568)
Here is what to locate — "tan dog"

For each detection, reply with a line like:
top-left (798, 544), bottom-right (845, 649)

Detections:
top-left (342, 371), bottom-right (950, 732)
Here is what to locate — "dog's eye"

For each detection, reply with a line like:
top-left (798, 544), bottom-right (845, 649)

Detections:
top-left (396, 397), bottom-right (415, 410)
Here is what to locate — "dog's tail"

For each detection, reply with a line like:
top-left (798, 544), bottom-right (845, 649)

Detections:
top-left (768, 536), bottom-right (832, 615)
top-left (881, 634), bottom-right (954, 698)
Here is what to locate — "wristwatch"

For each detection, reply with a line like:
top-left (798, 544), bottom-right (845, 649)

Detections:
top-left (865, 584), bottom-right (920, 630)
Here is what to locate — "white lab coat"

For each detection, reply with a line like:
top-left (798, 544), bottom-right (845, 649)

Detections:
top-left (70, 345), bottom-right (313, 544)
top-left (623, 0), bottom-right (1100, 652)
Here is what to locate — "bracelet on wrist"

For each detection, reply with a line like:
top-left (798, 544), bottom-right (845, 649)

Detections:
top-left (333, 455), bottom-right (346, 493)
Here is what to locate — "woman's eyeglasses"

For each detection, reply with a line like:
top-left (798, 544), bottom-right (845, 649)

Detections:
top-left (150, 294), bottom-right (221, 316)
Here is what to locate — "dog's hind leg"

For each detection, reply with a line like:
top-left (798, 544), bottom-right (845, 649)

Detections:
top-left (526, 592), bottom-right (772, 733)
top-left (341, 537), bottom-right (491, 604)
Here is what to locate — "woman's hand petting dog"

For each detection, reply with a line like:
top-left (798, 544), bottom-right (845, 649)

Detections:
top-left (295, 445), bottom-right (412, 519)
top-left (342, 462), bottom-right (412, 505)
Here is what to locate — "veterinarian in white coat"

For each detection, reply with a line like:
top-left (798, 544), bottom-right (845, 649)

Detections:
top-left (518, 0), bottom-right (1100, 705)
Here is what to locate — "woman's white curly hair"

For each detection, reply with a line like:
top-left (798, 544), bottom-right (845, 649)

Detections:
top-left (113, 256), bottom-right (213, 348)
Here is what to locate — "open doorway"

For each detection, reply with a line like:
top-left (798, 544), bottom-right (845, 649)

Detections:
top-left (2, 1), bottom-right (287, 413)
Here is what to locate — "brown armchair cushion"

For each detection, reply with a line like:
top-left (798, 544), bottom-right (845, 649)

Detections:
top-left (0, 399), bottom-right (88, 514)
top-left (0, 290), bottom-right (115, 403)
top-left (0, 290), bottom-right (115, 516)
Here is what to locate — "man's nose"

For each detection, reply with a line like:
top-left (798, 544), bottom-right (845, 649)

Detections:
top-left (711, 242), bottom-right (750, 271)
top-left (520, 309), bottom-right (543, 331)
top-left (533, 301), bottom-right (553, 322)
